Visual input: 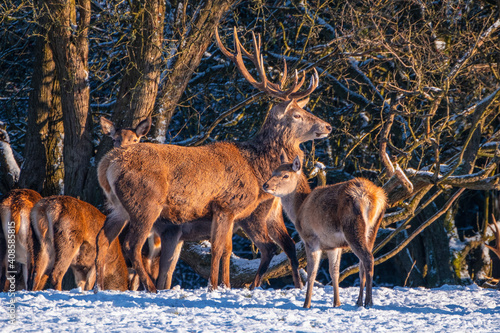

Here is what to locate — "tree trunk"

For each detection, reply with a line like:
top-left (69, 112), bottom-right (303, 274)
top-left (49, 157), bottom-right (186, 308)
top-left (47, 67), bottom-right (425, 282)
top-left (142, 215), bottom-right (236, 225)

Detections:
top-left (19, 28), bottom-right (63, 196)
top-left (46, 0), bottom-right (92, 199)
top-left (152, 0), bottom-right (237, 142)
top-left (84, 0), bottom-right (166, 206)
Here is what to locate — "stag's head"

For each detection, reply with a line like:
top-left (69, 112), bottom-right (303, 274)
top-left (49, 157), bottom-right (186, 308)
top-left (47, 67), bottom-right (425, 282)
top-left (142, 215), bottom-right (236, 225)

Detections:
top-left (215, 27), bottom-right (331, 144)
top-left (100, 116), bottom-right (152, 147)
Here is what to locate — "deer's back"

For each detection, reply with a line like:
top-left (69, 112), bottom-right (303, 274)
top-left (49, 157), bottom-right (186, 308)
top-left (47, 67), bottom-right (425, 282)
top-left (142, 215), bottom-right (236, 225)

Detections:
top-left (33, 196), bottom-right (106, 244)
top-left (297, 178), bottom-right (386, 249)
top-left (99, 142), bottom-right (262, 223)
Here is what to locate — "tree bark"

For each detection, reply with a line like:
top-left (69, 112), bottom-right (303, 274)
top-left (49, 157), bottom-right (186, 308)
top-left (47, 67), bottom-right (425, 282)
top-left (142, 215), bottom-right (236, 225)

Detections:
top-left (84, 0), bottom-right (166, 206)
top-left (152, 0), bottom-right (237, 142)
top-left (46, 0), bottom-right (92, 198)
top-left (19, 26), bottom-right (63, 196)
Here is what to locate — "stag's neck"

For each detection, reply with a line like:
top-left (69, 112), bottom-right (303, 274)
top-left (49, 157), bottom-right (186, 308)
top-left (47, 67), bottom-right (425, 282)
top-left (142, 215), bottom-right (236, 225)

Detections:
top-left (280, 175), bottom-right (311, 225)
top-left (238, 127), bottom-right (304, 183)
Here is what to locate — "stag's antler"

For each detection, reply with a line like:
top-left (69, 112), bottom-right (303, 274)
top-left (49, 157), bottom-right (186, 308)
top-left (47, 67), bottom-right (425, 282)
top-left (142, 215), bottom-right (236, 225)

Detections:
top-left (215, 26), bottom-right (318, 101)
top-left (485, 215), bottom-right (500, 260)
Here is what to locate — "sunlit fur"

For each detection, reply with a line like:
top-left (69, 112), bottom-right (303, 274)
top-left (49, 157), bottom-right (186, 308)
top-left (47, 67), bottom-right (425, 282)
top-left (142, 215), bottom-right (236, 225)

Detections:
top-left (96, 98), bottom-right (332, 293)
top-left (0, 189), bottom-right (41, 290)
top-left (30, 196), bottom-right (131, 291)
top-left (263, 155), bottom-right (386, 308)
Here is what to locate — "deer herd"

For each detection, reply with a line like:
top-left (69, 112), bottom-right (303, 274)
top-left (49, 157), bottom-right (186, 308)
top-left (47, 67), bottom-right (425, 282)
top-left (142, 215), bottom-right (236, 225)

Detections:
top-left (5, 26), bottom-right (495, 311)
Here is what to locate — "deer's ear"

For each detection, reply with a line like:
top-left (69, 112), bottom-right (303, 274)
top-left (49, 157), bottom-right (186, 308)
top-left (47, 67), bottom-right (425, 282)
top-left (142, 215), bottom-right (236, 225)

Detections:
top-left (135, 117), bottom-right (152, 137)
top-left (296, 97), bottom-right (309, 109)
top-left (292, 156), bottom-right (301, 172)
top-left (280, 149), bottom-right (288, 164)
top-left (100, 117), bottom-right (115, 136)
top-left (274, 99), bottom-right (295, 118)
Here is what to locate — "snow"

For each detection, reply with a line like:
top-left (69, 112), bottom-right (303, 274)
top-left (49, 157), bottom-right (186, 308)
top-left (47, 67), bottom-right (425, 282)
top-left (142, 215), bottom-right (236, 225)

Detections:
top-left (1, 284), bottom-right (499, 332)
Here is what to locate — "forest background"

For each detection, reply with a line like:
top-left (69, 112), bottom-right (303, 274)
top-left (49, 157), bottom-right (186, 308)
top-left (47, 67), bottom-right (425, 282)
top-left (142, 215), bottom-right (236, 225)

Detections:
top-left (0, 0), bottom-right (499, 290)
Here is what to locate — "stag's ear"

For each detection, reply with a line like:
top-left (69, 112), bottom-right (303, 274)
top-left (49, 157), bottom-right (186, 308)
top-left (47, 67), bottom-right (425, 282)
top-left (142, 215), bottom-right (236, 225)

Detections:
top-left (135, 117), bottom-right (152, 137)
top-left (292, 156), bottom-right (301, 172)
top-left (280, 149), bottom-right (288, 164)
top-left (100, 117), bottom-right (115, 136)
top-left (296, 97), bottom-right (309, 109)
top-left (275, 99), bottom-right (295, 118)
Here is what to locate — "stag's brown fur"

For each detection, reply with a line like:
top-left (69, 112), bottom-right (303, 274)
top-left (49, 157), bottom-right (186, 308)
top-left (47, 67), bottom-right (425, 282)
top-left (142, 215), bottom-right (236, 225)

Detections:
top-left (0, 189), bottom-right (42, 290)
top-left (263, 155), bottom-right (386, 308)
top-left (30, 196), bottom-right (130, 291)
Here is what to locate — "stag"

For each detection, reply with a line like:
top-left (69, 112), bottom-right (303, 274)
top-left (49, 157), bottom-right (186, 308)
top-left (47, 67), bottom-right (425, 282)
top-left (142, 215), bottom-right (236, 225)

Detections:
top-left (95, 27), bottom-right (331, 292)
top-left (30, 196), bottom-right (132, 291)
top-left (263, 153), bottom-right (386, 308)
top-left (154, 27), bottom-right (335, 291)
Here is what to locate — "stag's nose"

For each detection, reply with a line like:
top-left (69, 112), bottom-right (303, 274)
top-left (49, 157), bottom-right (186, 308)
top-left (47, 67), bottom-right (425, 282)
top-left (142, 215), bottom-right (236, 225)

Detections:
top-left (325, 125), bottom-right (332, 132)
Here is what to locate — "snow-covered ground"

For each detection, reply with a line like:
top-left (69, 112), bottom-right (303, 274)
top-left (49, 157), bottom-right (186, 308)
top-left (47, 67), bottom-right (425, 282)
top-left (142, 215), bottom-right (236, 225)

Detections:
top-left (1, 284), bottom-right (499, 332)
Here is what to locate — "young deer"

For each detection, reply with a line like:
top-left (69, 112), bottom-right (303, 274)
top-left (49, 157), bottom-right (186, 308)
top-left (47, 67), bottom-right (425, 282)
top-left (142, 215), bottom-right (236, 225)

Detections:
top-left (30, 196), bottom-right (131, 291)
top-left (263, 154), bottom-right (386, 308)
top-left (100, 116), bottom-right (152, 147)
top-left (95, 27), bottom-right (331, 293)
top-left (0, 189), bottom-right (42, 290)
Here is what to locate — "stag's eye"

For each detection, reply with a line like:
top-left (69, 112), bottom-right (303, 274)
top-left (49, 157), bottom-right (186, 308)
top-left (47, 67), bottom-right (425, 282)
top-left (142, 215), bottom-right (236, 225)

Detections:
top-left (283, 175), bottom-right (289, 179)
top-left (293, 114), bottom-right (302, 119)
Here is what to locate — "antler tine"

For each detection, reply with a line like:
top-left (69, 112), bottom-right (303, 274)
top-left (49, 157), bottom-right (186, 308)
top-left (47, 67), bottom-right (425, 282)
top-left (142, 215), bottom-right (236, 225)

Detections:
top-left (216, 26), bottom-right (320, 100)
top-left (288, 68), bottom-right (319, 100)
top-left (280, 60), bottom-right (288, 89)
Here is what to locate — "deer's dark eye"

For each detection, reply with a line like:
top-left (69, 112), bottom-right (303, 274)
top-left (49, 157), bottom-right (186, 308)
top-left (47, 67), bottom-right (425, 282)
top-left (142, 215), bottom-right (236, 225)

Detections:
top-left (293, 114), bottom-right (301, 119)
top-left (283, 175), bottom-right (289, 179)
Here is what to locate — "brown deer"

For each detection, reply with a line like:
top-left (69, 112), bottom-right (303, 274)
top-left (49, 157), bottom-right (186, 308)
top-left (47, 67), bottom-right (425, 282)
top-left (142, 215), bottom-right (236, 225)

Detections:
top-left (263, 153), bottom-right (386, 308)
top-left (100, 115), bottom-right (161, 283)
top-left (0, 189), bottom-right (42, 290)
top-left (30, 196), bottom-right (131, 291)
top-left (100, 116), bottom-right (152, 147)
top-left (95, 27), bottom-right (332, 293)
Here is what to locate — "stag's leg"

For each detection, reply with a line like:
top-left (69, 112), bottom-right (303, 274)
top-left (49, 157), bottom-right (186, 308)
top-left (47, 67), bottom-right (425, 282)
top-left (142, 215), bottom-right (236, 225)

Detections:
top-left (237, 214), bottom-right (278, 289)
top-left (303, 242), bottom-right (321, 309)
top-left (209, 211), bottom-right (235, 290)
top-left (327, 248), bottom-right (342, 307)
top-left (266, 199), bottom-right (303, 289)
top-left (95, 215), bottom-right (128, 292)
top-left (156, 224), bottom-right (183, 290)
top-left (122, 214), bottom-right (158, 293)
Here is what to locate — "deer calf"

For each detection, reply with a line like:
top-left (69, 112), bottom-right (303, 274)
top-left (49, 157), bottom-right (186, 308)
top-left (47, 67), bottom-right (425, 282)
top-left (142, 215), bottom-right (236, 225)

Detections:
top-left (263, 153), bottom-right (386, 308)
top-left (30, 196), bottom-right (131, 291)
top-left (100, 116), bottom-right (152, 147)
top-left (0, 189), bottom-right (42, 290)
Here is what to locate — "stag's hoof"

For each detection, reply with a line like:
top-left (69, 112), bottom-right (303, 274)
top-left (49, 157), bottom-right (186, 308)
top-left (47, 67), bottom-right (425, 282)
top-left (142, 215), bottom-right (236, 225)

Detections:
top-left (93, 284), bottom-right (100, 294)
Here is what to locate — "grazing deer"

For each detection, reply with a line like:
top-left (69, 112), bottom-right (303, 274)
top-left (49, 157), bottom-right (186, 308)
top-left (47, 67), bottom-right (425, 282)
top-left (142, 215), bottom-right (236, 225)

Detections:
top-left (263, 153), bottom-right (386, 308)
top-left (95, 27), bottom-right (332, 293)
top-left (0, 189), bottom-right (42, 290)
top-left (30, 196), bottom-right (131, 291)
top-left (100, 116), bottom-right (152, 147)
